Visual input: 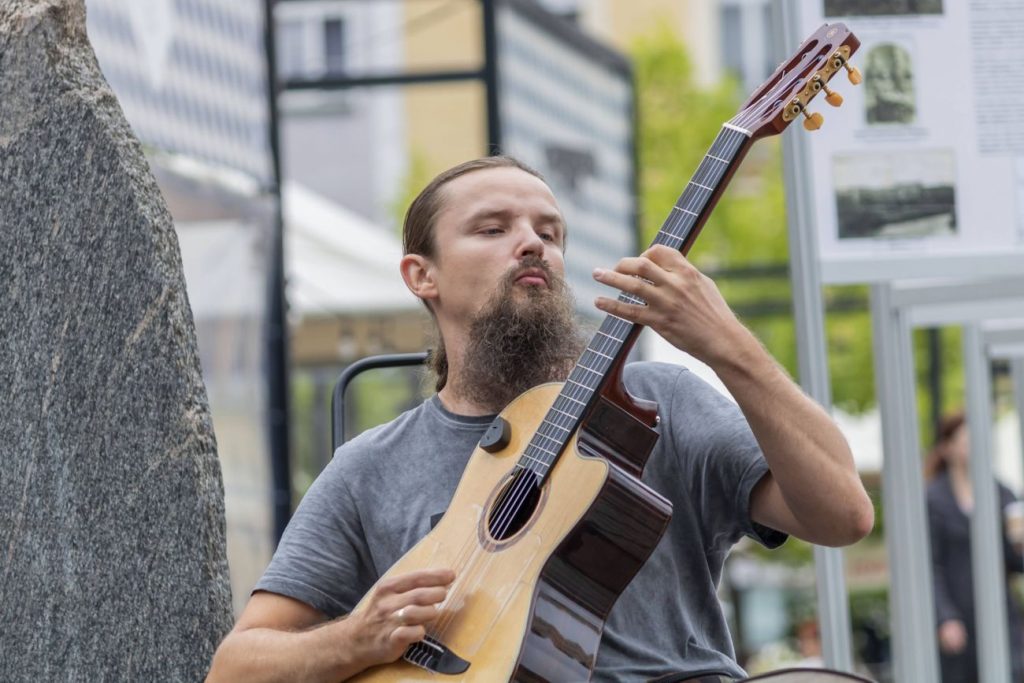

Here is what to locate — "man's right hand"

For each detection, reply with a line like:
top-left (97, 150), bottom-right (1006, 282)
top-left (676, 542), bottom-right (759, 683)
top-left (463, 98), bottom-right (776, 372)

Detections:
top-left (938, 619), bottom-right (968, 654)
top-left (206, 568), bottom-right (455, 683)
top-left (347, 568), bottom-right (456, 669)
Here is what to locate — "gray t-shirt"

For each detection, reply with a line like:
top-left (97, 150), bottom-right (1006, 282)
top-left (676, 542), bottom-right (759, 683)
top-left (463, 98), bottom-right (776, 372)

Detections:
top-left (256, 362), bottom-right (786, 680)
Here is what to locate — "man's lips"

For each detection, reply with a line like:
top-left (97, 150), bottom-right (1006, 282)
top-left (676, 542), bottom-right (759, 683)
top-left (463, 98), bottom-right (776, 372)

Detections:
top-left (514, 269), bottom-right (548, 286)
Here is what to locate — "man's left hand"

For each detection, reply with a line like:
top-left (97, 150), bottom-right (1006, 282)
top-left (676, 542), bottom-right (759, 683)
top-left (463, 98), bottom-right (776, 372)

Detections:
top-left (592, 244), bottom-right (750, 365)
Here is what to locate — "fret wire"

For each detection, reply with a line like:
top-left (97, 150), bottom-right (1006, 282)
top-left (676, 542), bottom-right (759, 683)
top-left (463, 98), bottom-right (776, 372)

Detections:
top-left (528, 442), bottom-right (558, 458)
top-left (542, 418), bottom-right (572, 433)
top-left (656, 231), bottom-right (684, 247)
top-left (565, 378), bottom-right (593, 392)
top-left (596, 330), bottom-right (621, 342)
top-left (690, 181), bottom-right (713, 192)
top-left (544, 408), bottom-right (573, 427)
top-left (550, 405), bottom-right (577, 420)
top-left (578, 355), bottom-right (609, 372)
top-left (606, 319), bottom-right (630, 334)
top-left (575, 364), bottom-right (603, 378)
top-left (693, 160), bottom-right (725, 185)
top-left (585, 347), bottom-right (614, 361)
top-left (532, 430), bottom-right (562, 450)
top-left (561, 382), bottom-right (590, 400)
top-left (658, 217), bottom-right (690, 241)
top-left (560, 394), bottom-right (587, 407)
top-left (537, 417), bottom-right (568, 436)
top-left (519, 452), bottom-right (549, 467)
top-left (672, 206), bottom-right (698, 217)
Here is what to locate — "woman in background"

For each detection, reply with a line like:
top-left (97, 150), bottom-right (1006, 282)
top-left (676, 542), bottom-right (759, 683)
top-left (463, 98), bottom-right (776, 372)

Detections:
top-left (926, 412), bottom-right (1024, 683)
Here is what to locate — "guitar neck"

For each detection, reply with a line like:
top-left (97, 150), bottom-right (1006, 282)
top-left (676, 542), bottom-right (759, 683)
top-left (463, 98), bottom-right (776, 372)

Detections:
top-left (516, 124), bottom-right (756, 481)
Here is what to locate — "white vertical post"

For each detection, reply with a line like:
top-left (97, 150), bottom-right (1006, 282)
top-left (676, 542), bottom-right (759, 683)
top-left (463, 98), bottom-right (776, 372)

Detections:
top-left (1013, 359), bottom-right (1024, 467)
top-left (870, 283), bottom-right (940, 683)
top-left (777, 0), bottom-right (853, 670)
top-left (963, 324), bottom-right (1011, 683)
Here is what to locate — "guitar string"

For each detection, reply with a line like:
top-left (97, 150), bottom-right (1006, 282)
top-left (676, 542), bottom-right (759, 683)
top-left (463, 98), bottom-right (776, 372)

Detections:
top-left (424, 59), bottom-right (825, 645)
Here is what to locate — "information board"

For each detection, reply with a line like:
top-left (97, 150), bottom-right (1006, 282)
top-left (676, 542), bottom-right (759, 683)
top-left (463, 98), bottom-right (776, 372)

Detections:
top-left (794, 0), bottom-right (1024, 282)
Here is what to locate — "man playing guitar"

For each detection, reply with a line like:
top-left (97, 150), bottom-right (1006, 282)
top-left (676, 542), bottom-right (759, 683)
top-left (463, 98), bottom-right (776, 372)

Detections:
top-left (207, 155), bottom-right (873, 682)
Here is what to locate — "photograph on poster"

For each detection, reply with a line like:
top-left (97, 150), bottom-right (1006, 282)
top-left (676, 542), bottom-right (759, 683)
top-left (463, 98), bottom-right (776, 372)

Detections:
top-left (833, 149), bottom-right (957, 240)
top-left (824, 0), bottom-right (943, 18)
top-left (865, 43), bottom-right (915, 125)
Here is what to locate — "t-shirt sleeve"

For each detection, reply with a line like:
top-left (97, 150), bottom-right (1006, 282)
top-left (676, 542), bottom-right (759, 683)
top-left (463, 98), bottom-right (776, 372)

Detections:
top-left (665, 368), bottom-right (788, 554)
top-left (253, 456), bottom-right (377, 619)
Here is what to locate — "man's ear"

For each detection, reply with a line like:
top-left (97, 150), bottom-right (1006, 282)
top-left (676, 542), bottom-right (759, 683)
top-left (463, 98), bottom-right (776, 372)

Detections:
top-left (400, 253), bottom-right (438, 302)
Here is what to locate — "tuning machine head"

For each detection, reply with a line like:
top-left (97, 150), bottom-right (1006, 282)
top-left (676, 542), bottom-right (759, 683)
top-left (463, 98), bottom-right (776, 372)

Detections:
top-left (845, 62), bottom-right (862, 85)
top-left (802, 110), bottom-right (824, 131)
top-left (812, 75), bottom-right (844, 107)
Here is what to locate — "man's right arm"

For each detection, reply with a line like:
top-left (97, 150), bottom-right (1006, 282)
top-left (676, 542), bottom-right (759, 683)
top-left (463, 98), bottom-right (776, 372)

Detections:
top-left (206, 569), bottom-right (454, 683)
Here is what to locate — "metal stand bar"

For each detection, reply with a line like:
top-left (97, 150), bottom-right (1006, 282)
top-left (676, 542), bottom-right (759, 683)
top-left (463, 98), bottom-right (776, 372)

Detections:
top-left (963, 324), bottom-right (1011, 683)
top-left (870, 283), bottom-right (940, 683)
top-left (778, 0), bottom-right (853, 668)
top-left (331, 352), bottom-right (429, 450)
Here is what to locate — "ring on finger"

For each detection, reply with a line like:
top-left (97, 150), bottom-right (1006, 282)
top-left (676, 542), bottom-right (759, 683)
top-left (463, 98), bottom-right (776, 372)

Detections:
top-left (396, 606), bottom-right (408, 624)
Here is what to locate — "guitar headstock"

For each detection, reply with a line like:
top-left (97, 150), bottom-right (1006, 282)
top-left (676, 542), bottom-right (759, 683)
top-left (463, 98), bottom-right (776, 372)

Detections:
top-left (729, 23), bottom-right (861, 139)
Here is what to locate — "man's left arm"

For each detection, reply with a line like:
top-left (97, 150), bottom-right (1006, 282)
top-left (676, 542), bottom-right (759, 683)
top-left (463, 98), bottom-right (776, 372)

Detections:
top-left (594, 245), bottom-right (874, 547)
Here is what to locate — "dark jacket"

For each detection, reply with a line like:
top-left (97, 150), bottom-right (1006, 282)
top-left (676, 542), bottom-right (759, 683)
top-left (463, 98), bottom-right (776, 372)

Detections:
top-left (927, 470), bottom-right (1024, 683)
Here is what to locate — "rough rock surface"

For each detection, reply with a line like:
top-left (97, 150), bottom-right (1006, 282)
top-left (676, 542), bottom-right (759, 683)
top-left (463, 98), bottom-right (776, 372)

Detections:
top-left (0, 1), bottom-right (233, 679)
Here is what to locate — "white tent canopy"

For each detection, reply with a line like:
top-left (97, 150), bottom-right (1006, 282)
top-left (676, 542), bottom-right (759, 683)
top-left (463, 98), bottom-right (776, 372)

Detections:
top-left (283, 182), bottom-right (419, 318)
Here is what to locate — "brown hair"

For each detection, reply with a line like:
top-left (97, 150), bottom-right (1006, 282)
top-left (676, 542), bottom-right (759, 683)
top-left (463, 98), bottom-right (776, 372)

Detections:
top-left (923, 411), bottom-right (966, 480)
top-left (402, 156), bottom-right (547, 391)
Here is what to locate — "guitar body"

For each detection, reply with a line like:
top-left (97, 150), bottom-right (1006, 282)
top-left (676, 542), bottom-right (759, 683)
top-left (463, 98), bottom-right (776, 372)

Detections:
top-left (349, 383), bottom-right (672, 682)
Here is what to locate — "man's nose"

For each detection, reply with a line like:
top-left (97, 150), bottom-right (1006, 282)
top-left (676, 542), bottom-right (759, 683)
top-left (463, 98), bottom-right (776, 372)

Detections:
top-left (514, 224), bottom-right (546, 258)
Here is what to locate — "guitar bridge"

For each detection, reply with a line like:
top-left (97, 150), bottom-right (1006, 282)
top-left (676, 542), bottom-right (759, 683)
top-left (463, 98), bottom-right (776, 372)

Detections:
top-left (403, 636), bottom-right (471, 675)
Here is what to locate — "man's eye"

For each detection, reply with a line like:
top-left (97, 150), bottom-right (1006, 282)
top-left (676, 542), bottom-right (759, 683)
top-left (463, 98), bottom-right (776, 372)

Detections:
top-left (540, 233), bottom-right (556, 242)
top-left (480, 226), bottom-right (504, 235)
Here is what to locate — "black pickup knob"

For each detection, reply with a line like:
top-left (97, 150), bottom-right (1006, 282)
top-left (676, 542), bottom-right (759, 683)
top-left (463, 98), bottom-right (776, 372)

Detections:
top-left (480, 416), bottom-right (511, 453)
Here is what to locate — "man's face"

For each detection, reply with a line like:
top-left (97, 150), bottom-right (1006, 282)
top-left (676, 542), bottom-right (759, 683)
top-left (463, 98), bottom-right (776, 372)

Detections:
top-left (425, 167), bottom-right (567, 323)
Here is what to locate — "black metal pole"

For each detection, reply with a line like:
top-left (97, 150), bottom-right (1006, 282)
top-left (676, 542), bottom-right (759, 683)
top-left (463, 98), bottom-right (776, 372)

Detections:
top-left (481, 0), bottom-right (502, 154)
top-left (284, 69), bottom-right (484, 91)
top-left (262, 0), bottom-right (293, 545)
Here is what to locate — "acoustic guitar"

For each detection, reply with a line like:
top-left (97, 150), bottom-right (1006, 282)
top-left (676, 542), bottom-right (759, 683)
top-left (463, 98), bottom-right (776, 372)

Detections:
top-left (350, 22), bottom-right (862, 682)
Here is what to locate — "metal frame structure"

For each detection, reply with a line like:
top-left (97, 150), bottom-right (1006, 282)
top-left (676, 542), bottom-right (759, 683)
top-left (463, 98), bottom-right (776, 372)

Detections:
top-left (871, 277), bottom-right (1024, 683)
top-left (777, 0), bottom-right (853, 669)
top-left (276, 0), bottom-right (503, 153)
top-left (966, 319), bottom-right (1024, 683)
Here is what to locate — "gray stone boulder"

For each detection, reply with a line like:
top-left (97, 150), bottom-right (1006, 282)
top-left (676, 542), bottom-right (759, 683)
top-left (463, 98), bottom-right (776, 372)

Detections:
top-left (0, 0), bottom-right (233, 679)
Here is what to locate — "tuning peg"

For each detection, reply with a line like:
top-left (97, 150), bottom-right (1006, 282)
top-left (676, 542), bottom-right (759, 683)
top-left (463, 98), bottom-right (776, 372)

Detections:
top-left (823, 84), bottom-right (843, 107)
top-left (844, 62), bottom-right (862, 85)
top-left (802, 110), bottom-right (824, 131)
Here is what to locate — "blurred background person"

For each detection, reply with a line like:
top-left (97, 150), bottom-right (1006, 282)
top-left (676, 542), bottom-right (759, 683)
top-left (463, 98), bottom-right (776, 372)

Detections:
top-left (925, 412), bottom-right (1024, 683)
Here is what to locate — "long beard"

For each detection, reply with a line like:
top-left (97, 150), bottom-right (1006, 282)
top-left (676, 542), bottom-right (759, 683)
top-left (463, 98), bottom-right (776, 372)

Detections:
top-left (457, 258), bottom-right (584, 414)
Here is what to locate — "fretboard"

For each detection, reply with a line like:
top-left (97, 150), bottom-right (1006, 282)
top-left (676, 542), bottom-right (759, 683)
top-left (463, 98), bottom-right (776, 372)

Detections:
top-left (515, 124), bottom-right (754, 481)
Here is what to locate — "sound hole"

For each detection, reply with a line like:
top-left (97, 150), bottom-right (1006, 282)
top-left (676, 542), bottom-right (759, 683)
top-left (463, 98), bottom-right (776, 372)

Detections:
top-left (486, 469), bottom-right (542, 541)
